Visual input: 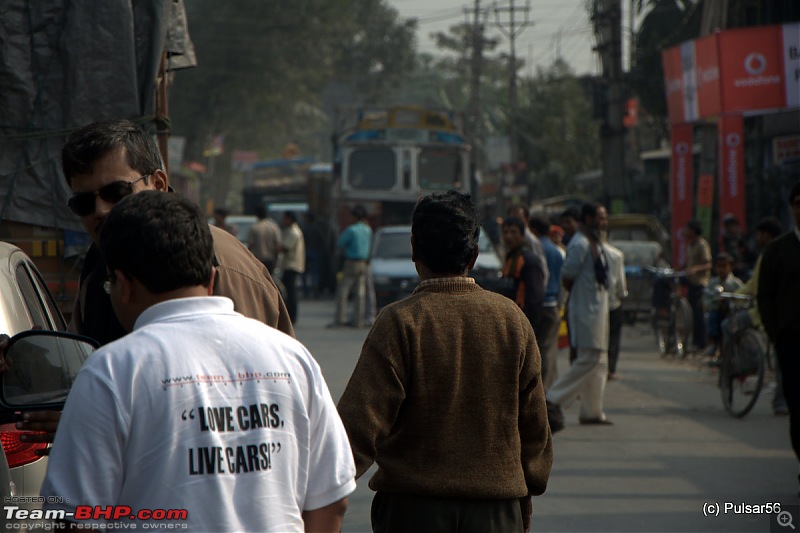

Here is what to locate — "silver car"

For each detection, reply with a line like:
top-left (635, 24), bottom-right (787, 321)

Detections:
top-left (0, 241), bottom-right (69, 497)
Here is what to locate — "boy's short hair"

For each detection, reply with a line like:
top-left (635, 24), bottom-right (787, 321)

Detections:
top-left (411, 191), bottom-right (479, 276)
top-left (100, 191), bottom-right (214, 293)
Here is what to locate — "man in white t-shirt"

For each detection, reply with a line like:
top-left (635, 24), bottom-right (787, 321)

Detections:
top-left (41, 191), bottom-right (355, 532)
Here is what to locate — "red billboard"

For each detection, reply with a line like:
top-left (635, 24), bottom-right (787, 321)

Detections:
top-left (718, 115), bottom-right (747, 232)
top-left (718, 26), bottom-right (785, 113)
top-left (662, 23), bottom-right (800, 123)
top-left (670, 124), bottom-right (694, 267)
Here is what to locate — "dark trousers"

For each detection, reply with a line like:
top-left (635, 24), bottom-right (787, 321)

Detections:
top-left (686, 283), bottom-right (706, 349)
top-left (282, 269), bottom-right (300, 324)
top-left (608, 306), bottom-right (623, 374)
top-left (371, 492), bottom-right (523, 533)
top-left (775, 332), bottom-right (800, 462)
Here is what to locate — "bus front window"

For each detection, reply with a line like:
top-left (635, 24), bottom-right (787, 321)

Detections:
top-left (418, 148), bottom-right (462, 191)
top-left (347, 149), bottom-right (396, 190)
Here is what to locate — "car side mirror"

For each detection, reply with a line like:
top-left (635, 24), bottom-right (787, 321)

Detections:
top-left (1, 331), bottom-right (98, 411)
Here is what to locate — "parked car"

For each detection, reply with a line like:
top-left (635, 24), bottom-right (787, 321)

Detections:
top-left (370, 226), bottom-right (503, 309)
top-left (0, 242), bottom-right (97, 499)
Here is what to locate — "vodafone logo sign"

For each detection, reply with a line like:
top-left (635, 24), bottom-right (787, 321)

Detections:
top-left (675, 142), bottom-right (690, 156)
top-left (744, 52), bottom-right (767, 75)
top-left (726, 133), bottom-right (741, 147)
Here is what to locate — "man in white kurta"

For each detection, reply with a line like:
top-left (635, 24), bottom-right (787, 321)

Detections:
top-left (41, 191), bottom-right (355, 532)
top-left (546, 204), bottom-right (611, 425)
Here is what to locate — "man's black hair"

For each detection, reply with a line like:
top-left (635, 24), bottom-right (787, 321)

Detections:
top-left (412, 191), bottom-right (479, 275)
top-left (561, 206), bottom-right (579, 221)
top-left (502, 216), bottom-right (526, 235)
top-left (283, 211), bottom-right (296, 223)
top-left (352, 205), bottom-right (367, 220)
top-left (754, 216), bottom-right (782, 238)
top-left (580, 202), bottom-right (601, 225)
top-left (789, 181), bottom-right (800, 204)
top-left (528, 215), bottom-right (550, 235)
top-left (99, 191), bottom-right (214, 294)
top-left (255, 206), bottom-right (267, 220)
top-left (686, 219), bottom-right (702, 235)
top-left (214, 207), bottom-right (228, 218)
top-left (62, 119), bottom-right (163, 185)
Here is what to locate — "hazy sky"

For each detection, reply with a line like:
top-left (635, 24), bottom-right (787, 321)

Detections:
top-left (387, 0), bottom-right (632, 77)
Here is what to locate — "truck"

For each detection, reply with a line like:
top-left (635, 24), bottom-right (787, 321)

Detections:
top-left (331, 105), bottom-right (472, 229)
top-left (0, 1), bottom-right (196, 320)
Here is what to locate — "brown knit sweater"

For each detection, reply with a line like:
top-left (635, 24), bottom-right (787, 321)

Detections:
top-left (337, 278), bottom-right (553, 499)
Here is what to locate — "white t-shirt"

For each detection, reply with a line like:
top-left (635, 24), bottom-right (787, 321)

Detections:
top-left (41, 297), bottom-right (355, 532)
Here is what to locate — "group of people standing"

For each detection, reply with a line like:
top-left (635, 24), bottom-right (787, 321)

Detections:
top-left (495, 202), bottom-right (627, 431)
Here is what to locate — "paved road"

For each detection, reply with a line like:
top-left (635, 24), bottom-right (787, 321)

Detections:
top-left (294, 298), bottom-right (797, 533)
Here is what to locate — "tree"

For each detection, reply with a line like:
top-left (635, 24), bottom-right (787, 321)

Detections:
top-left (170, 0), bottom-right (417, 165)
top-left (516, 59), bottom-right (602, 198)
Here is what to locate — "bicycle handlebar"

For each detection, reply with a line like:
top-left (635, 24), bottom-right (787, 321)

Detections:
top-left (643, 265), bottom-right (687, 278)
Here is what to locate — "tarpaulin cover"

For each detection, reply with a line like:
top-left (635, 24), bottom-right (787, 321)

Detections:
top-left (0, 0), bottom-right (195, 231)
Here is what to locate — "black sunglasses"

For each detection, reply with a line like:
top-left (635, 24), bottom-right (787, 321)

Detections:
top-left (67, 175), bottom-right (149, 216)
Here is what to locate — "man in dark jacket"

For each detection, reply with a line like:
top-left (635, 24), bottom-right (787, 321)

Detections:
top-left (500, 217), bottom-right (546, 329)
top-left (758, 181), bottom-right (800, 474)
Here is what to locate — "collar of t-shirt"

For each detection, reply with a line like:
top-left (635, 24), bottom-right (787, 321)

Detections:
top-left (134, 296), bottom-right (236, 331)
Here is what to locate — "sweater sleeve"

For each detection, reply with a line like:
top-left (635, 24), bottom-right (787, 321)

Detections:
top-left (517, 315), bottom-right (554, 496)
top-left (337, 312), bottom-right (407, 479)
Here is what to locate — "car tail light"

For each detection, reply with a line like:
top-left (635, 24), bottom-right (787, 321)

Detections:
top-left (0, 424), bottom-right (47, 468)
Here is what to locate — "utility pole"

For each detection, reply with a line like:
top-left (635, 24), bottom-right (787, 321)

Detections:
top-left (466, 0), bottom-right (484, 175)
top-left (494, 0), bottom-right (531, 167)
top-left (592, 0), bottom-right (626, 213)
top-left (466, 0), bottom-right (483, 209)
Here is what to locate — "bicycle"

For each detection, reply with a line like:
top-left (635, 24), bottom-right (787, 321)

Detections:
top-left (646, 266), bottom-right (693, 357)
top-left (716, 292), bottom-right (768, 418)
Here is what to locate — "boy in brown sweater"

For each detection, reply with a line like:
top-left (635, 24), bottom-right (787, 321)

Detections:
top-left (338, 191), bottom-right (553, 533)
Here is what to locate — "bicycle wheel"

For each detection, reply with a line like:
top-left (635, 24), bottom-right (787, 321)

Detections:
top-left (652, 312), bottom-right (669, 355)
top-left (673, 298), bottom-right (693, 358)
top-left (721, 329), bottom-right (765, 418)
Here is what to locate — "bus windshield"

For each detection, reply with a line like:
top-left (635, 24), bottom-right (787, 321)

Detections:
top-left (418, 148), bottom-right (462, 190)
top-left (347, 149), bottom-right (396, 190)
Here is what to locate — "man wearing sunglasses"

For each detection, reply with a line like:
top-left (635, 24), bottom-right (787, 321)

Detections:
top-left (12, 118), bottom-right (294, 445)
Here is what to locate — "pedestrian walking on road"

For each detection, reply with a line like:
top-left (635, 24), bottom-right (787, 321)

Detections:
top-left (603, 241), bottom-right (627, 380)
top-left (328, 205), bottom-right (372, 328)
top-left (280, 211), bottom-right (305, 324)
top-left (247, 205), bottom-right (281, 273)
top-left (529, 215), bottom-right (565, 391)
top-left (547, 202), bottom-right (612, 429)
top-left (499, 216), bottom-right (546, 331)
top-left (338, 191), bottom-right (553, 533)
top-left (758, 182), bottom-right (800, 483)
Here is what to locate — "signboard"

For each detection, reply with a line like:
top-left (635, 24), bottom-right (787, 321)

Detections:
top-left (718, 25), bottom-right (785, 113)
top-left (662, 22), bottom-right (800, 123)
top-left (670, 124), bottom-right (694, 267)
top-left (783, 23), bottom-right (800, 108)
top-left (718, 115), bottom-right (747, 232)
top-left (774, 134), bottom-right (800, 165)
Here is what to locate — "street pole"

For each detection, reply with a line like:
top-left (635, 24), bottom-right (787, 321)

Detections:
top-left (466, 0), bottom-right (485, 208)
top-left (494, 0), bottom-right (531, 204)
top-left (593, 0), bottom-right (626, 213)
